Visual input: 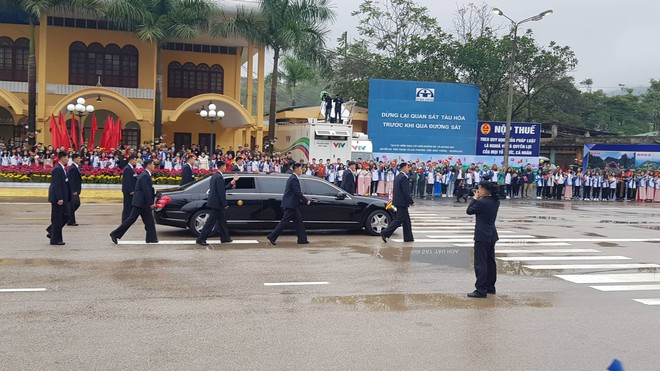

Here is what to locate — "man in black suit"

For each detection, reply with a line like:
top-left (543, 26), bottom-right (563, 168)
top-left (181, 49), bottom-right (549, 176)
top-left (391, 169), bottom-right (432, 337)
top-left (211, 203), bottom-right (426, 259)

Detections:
top-left (110, 159), bottom-right (158, 244)
top-left (340, 161), bottom-right (357, 195)
top-left (231, 157), bottom-right (246, 172)
top-left (466, 181), bottom-right (500, 298)
top-left (267, 163), bottom-right (311, 245)
top-left (67, 153), bottom-right (82, 226)
top-left (180, 154), bottom-right (196, 186)
top-left (46, 152), bottom-right (71, 245)
top-left (121, 155), bottom-right (138, 222)
top-left (381, 162), bottom-right (414, 243)
top-left (196, 160), bottom-right (239, 246)
top-left (281, 152), bottom-right (295, 174)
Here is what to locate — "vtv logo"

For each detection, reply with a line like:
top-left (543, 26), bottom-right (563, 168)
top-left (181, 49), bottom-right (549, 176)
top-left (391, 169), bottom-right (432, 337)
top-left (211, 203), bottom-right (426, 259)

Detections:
top-left (352, 145), bottom-right (367, 151)
top-left (333, 142), bottom-right (346, 148)
top-left (415, 88), bottom-right (435, 102)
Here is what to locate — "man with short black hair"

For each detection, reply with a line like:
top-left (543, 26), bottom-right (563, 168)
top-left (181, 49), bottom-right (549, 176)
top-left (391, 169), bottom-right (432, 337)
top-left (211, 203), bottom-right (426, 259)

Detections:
top-left (110, 159), bottom-right (158, 244)
top-left (340, 161), bottom-right (357, 195)
top-left (381, 162), bottom-right (414, 243)
top-left (121, 155), bottom-right (138, 222)
top-left (46, 152), bottom-right (71, 245)
top-left (67, 153), bottom-right (82, 226)
top-left (466, 181), bottom-right (500, 298)
top-left (267, 163), bottom-right (311, 245)
top-left (196, 160), bottom-right (239, 246)
top-left (181, 154), bottom-right (196, 185)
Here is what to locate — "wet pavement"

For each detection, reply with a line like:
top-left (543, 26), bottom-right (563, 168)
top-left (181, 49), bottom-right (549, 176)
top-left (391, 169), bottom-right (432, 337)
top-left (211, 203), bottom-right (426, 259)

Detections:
top-left (1, 197), bottom-right (659, 370)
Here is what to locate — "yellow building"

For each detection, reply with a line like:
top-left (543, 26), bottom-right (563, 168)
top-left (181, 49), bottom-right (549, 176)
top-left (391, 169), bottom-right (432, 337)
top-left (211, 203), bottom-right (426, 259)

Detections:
top-left (0, 1), bottom-right (266, 151)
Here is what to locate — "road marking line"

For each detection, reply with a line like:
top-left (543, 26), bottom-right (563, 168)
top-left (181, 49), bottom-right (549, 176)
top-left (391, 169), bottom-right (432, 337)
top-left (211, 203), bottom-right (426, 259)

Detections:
top-left (555, 273), bottom-right (660, 284)
top-left (118, 240), bottom-right (260, 245)
top-left (633, 298), bottom-right (660, 306)
top-left (496, 249), bottom-right (601, 253)
top-left (453, 242), bottom-right (572, 247)
top-left (426, 234), bottom-right (535, 239)
top-left (525, 263), bottom-right (660, 270)
top-left (409, 213), bottom-right (439, 216)
top-left (415, 228), bottom-right (515, 233)
top-left (520, 238), bottom-right (660, 243)
top-left (0, 288), bottom-right (47, 293)
top-left (499, 256), bottom-right (631, 261)
top-left (12, 217), bottom-right (51, 220)
top-left (263, 282), bottom-right (329, 286)
top-left (590, 284), bottom-right (660, 291)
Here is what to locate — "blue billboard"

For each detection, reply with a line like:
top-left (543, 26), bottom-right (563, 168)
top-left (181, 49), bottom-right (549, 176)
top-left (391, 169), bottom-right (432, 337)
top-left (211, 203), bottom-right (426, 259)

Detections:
top-left (368, 79), bottom-right (479, 161)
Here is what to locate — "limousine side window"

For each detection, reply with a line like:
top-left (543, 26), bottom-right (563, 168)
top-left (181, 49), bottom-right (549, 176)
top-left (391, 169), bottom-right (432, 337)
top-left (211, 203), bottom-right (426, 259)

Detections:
top-left (258, 177), bottom-right (287, 194)
top-left (224, 177), bottom-right (256, 191)
top-left (303, 179), bottom-right (339, 197)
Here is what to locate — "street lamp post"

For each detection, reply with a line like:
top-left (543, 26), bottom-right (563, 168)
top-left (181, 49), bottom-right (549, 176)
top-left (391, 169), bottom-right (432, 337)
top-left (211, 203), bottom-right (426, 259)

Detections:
top-left (492, 7), bottom-right (552, 168)
top-left (66, 97), bottom-right (95, 149)
top-left (199, 102), bottom-right (225, 153)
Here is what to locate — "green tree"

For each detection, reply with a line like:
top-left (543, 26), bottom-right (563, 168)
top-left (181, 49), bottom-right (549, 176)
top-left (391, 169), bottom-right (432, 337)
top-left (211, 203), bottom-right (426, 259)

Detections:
top-left (217, 0), bottom-right (335, 150)
top-left (279, 55), bottom-right (316, 106)
top-left (0, 0), bottom-right (101, 142)
top-left (104, 0), bottom-right (215, 141)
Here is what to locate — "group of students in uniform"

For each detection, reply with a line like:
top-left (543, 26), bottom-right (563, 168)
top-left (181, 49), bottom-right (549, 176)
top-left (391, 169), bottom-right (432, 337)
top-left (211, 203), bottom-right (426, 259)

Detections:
top-left (534, 168), bottom-right (660, 202)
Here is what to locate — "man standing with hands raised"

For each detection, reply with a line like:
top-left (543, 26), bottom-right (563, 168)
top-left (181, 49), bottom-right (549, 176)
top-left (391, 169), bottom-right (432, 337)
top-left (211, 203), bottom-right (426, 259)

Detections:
top-left (196, 160), bottom-right (239, 246)
top-left (267, 163), bottom-right (311, 245)
top-left (466, 181), bottom-right (500, 298)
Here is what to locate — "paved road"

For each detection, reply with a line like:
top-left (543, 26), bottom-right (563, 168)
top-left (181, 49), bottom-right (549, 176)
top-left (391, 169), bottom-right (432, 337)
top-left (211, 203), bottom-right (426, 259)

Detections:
top-left (1, 198), bottom-right (659, 370)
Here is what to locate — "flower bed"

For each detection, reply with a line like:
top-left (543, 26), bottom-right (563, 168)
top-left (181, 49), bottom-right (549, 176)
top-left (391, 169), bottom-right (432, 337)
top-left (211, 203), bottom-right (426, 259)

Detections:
top-left (0, 165), bottom-right (212, 185)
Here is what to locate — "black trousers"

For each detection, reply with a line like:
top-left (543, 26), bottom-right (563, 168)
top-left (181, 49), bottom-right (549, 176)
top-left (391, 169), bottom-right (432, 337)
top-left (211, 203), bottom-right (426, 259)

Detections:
top-left (583, 186), bottom-right (591, 199)
top-left (47, 202), bottom-right (69, 244)
top-left (555, 184), bottom-right (564, 200)
top-left (68, 194), bottom-right (80, 224)
top-left (381, 206), bottom-right (414, 241)
top-left (474, 240), bottom-right (497, 295)
top-left (111, 206), bottom-right (158, 243)
top-left (198, 207), bottom-right (231, 242)
top-left (121, 193), bottom-right (133, 222)
top-left (267, 208), bottom-right (308, 243)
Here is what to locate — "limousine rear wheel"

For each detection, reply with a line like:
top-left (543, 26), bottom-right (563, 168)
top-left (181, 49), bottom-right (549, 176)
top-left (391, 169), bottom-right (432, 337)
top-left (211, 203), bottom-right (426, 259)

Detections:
top-left (365, 210), bottom-right (390, 236)
top-left (189, 209), bottom-right (211, 237)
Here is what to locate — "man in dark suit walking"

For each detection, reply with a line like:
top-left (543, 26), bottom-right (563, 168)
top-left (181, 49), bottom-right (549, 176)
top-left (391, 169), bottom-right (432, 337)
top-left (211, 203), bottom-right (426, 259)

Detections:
top-left (196, 160), bottom-right (239, 246)
top-left (381, 162), bottom-right (414, 243)
top-left (121, 155), bottom-right (138, 222)
top-left (466, 181), bottom-right (500, 298)
top-left (46, 152), bottom-right (71, 245)
top-left (67, 153), bottom-right (82, 226)
top-left (181, 154), bottom-right (196, 186)
top-left (340, 161), bottom-right (357, 195)
top-left (110, 159), bottom-right (158, 244)
top-left (267, 163), bottom-right (311, 245)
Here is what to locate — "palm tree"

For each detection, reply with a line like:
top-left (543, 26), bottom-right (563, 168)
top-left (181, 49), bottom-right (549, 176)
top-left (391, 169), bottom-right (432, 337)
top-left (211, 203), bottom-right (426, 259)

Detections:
top-left (0, 0), bottom-right (101, 143)
top-left (104, 0), bottom-right (215, 142)
top-left (279, 55), bottom-right (316, 106)
top-left (215, 0), bottom-right (335, 152)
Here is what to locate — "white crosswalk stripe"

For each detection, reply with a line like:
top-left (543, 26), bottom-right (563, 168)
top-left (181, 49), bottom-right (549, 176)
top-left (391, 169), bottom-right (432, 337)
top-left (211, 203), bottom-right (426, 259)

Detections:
top-left (496, 249), bottom-right (601, 253)
top-left (525, 263), bottom-right (660, 270)
top-left (555, 273), bottom-right (660, 284)
top-left (590, 285), bottom-right (660, 292)
top-left (499, 256), bottom-right (631, 261)
top-left (633, 299), bottom-right (660, 306)
top-left (118, 239), bottom-right (259, 245)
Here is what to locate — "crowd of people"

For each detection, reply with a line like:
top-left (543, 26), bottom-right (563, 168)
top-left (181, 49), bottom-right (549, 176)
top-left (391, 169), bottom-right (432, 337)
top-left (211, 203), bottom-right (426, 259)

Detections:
top-left (1, 137), bottom-right (659, 202)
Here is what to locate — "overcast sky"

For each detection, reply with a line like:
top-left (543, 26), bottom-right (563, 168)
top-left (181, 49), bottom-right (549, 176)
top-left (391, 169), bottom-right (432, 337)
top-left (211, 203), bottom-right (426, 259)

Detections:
top-left (324, 0), bottom-right (660, 91)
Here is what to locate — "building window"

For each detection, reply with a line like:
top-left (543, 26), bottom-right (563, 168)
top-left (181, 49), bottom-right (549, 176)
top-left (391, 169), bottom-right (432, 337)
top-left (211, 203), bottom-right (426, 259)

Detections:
top-left (122, 121), bottom-right (141, 148)
top-left (68, 41), bottom-right (139, 88)
top-left (0, 37), bottom-right (29, 82)
top-left (167, 62), bottom-right (224, 98)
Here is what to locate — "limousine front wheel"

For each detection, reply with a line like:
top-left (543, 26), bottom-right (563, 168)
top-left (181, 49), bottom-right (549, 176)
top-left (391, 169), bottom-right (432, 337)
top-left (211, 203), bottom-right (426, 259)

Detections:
top-left (365, 210), bottom-right (391, 236)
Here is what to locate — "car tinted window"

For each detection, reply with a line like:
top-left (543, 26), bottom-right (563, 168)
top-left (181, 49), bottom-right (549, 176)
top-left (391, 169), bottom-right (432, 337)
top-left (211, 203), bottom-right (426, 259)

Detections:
top-left (224, 177), bottom-right (256, 191)
top-left (185, 176), bottom-right (210, 193)
top-left (303, 179), bottom-right (339, 196)
top-left (258, 177), bottom-right (287, 194)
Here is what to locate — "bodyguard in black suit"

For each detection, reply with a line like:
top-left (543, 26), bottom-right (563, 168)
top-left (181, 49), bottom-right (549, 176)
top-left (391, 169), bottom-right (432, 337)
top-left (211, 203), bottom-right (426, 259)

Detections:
top-left (121, 156), bottom-right (138, 222)
top-left (67, 154), bottom-right (82, 226)
top-left (340, 161), bottom-right (357, 195)
top-left (46, 152), bottom-right (70, 245)
top-left (196, 161), bottom-right (238, 246)
top-left (466, 181), bottom-right (501, 298)
top-left (381, 162), bottom-right (414, 242)
top-left (267, 163), bottom-right (311, 245)
top-left (181, 155), bottom-right (196, 186)
top-left (110, 159), bottom-right (158, 244)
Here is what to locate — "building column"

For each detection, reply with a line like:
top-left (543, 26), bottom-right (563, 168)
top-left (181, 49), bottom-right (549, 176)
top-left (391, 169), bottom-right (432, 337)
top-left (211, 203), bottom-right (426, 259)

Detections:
top-left (234, 47), bottom-right (242, 103)
top-left (36, 15), bottom-right (48, 143)
top-left (256, 45), bottom-right (266, 145)
top-left (246, 42), bottom-right (254, 116)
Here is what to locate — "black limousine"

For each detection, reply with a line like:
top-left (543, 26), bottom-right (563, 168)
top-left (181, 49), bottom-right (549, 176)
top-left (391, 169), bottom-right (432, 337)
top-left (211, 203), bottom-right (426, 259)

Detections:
top-left (153, 172), bottom-right (393, 237)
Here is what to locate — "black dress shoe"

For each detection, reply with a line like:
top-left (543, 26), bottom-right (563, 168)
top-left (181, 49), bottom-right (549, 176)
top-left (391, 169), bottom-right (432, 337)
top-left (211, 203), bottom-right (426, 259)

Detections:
top-left (221, 239), bottom-right (233, 243)
top-left (403, 239), bottom-right (414, 242)
top-left (381, 233), bottom-right (387, 243)
top-left (487, 289), bottom-right (496, 295)
top-left (46, 234), bottom-right (50, 239)
top-left (50, 242), bottom-right (65, 246)
top-left (297, 241), bottom-right (310, 245)
top-left (146, 241), bottom-right (159, 244)
top-left (467, 291), bottom-right (487, 298)
top-left (267, 237), bottom-right (277, 246)
top-left (196, 240), bottom-right (209, 246)
top-left (67, 223), bottom-right (79, 226)
top-left (110, 234), bottom-right (118, 245)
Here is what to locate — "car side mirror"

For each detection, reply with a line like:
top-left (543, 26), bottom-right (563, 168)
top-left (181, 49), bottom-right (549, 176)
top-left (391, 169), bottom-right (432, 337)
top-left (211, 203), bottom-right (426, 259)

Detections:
top-left (336, 192), bottom-right (347, 200)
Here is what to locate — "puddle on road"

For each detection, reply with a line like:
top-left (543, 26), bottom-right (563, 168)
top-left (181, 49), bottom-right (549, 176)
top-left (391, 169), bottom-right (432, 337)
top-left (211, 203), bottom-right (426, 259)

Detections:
top-left (508, 219), bottom-right (533, 223)
top-left (596, 242), bottom-right (620, 247)
top-left (312, 293), bottom-right (553, 311)
top-left (351, 246), bottom-right (472, 269)
top-left (583, 232), bottom-right (606, 237)
top-left (633, 225), bottom-right (660, 231)
top-left (527, 216), bottom-right (564, 220)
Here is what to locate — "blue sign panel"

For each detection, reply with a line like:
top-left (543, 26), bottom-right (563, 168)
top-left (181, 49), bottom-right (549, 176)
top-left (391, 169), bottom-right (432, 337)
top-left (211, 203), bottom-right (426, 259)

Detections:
top-left (368, 79), bottom-right (480, 160)
top-left (475, 122), bottom-right (541, 157)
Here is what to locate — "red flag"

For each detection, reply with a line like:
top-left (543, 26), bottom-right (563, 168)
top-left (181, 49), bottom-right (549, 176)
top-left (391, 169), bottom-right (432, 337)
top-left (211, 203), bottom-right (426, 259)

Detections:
top-left (90, 114), bottom-right (98, 149)
top-left (115, 118), bottom-right (122, 147)
top-left (48, 114), bottom-right (60, 149)
top-left (100, 115), bottom-right (110, 149)
top-left (59, 114), bottom-right (71, 150)
top-left (107, 116), bottom-right (116, 149)
top-left (71, 114), bottom-right (79, 150)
